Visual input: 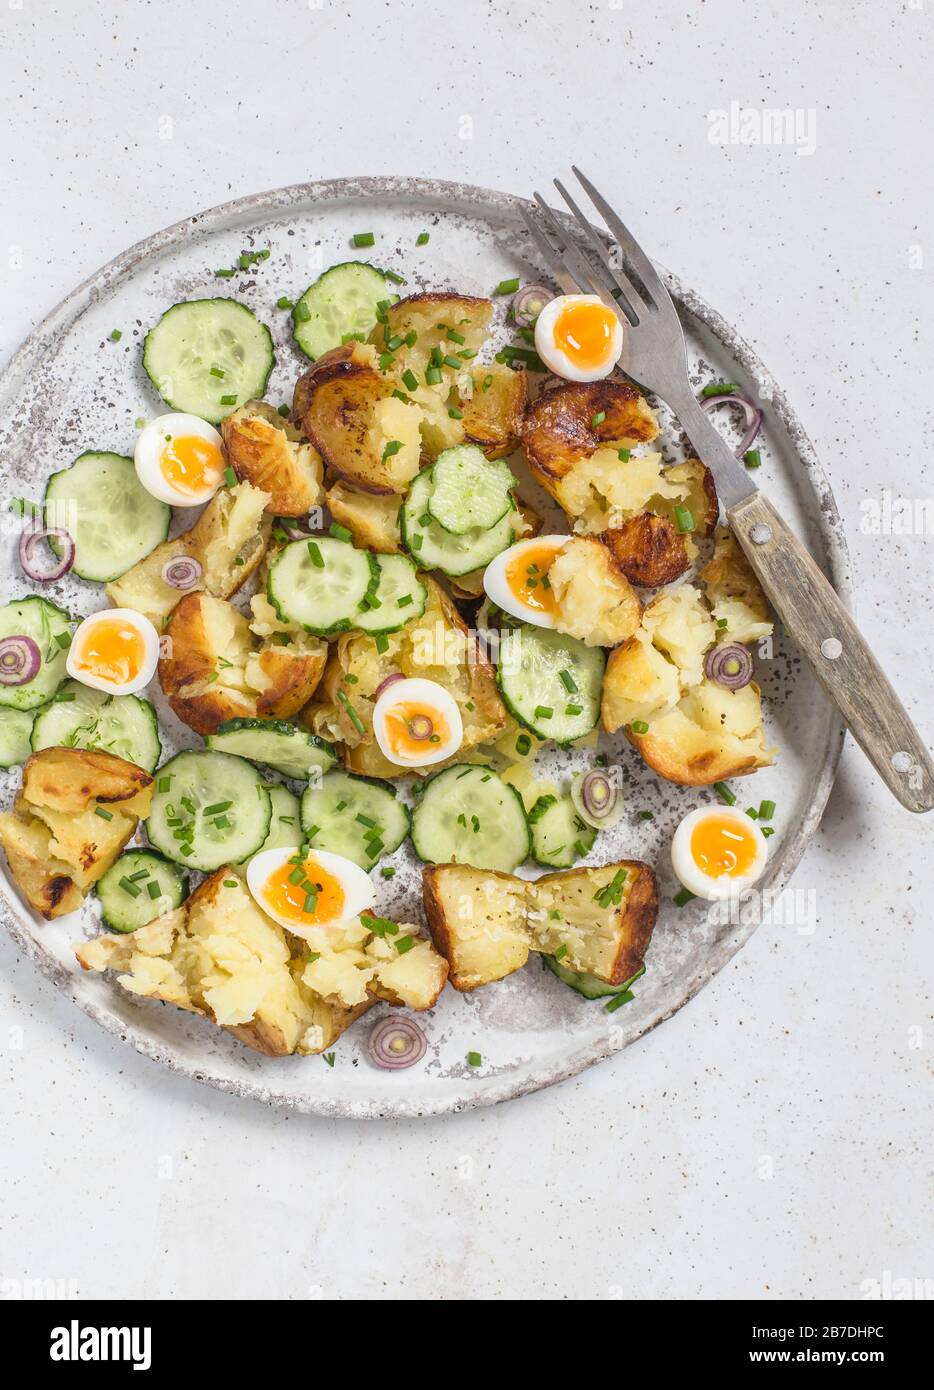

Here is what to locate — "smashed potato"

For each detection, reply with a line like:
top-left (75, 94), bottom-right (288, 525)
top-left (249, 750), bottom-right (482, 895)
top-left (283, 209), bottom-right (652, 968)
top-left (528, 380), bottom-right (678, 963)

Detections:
top-left (701, 528), bottom-right (774, 643)
top-left (548, 536), bottom-right (642, 648)
top-left (0, 748), bottom-right (152, 919)
top-left (159, 592), bottom-right (326, 735)
top-left (221, 401), bottom-right (323, 516)
top-left (325, 481), bottom-right (402, 553)
top-left (105, 481), bottom-right (271, 627)
top-left (423, 859), bottom-right (658, 992)
top-left (522, 380), bottom-right (660, 484)
top-left (302, 576), bottom-right (506, 778)
top-left (77, 870), bottom-right (448, 1056)
top-left (294, 342), bottom-right (422, 494)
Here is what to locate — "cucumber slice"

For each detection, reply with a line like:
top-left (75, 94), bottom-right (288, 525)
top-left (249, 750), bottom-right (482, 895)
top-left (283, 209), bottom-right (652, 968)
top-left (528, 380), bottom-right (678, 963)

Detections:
top-left (354, 553), bottom-right (426, 634)
top-left (545, 959), bottom-right (645, 1001)
top-left (401, 469), bottom-right (516, 577)
top-left (427, 445), bottom-right (515, 535)
top-left (292, 261), bottom-right (396, 360)
top-left (239, 783), bottom-right (302, 864)
top-left (300, 770), bottom-right (409, 869)
top-left (0, 708), bottom-right (36, 768)
top-left (528, 793), bottom-right (597, 869)
top-left (44, 452), bottom-right (170, 582)
top-left (31, 680), bottom-right (161, 772)
top-left (146, 750), bottom-right (271, 870)
top-left (0, 596), bottom-right (73, 711)
top-left (95, 850), bottom-right (188, 934)
top-left (267, 536), bottom-right (378, 635)
top-left (410, 764), bottom-right (530, 871)
top-left (498, 626), bottom-right (604, 742)
top-left (206, 718), bottom-right (338, 780)
top-left (143, 298), bottom-right (275, 425)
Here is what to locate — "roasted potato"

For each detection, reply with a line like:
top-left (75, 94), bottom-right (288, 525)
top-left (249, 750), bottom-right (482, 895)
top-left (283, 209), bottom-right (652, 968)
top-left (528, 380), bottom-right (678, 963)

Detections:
top-left (548, 535), bottom-right (641, 647)
top-left (600, 513), bottom-right (690, 588)
top-left (0, 748), bottom-right (153, 919)
top-left (701, 527), bottom-right (773, 642)
top-left (602, 578), bottom-right (776, 784)
top-left (422, 859), bottom-right (658, 992)
top-left (105, 481), bottom-right (271, 627)
top-left (301, 576), bottom-right (506, 778)
top-left (459, 364), bottom-right (528, 459)
top-left (372, 293), bottom-right (492, 382)
top-left (522, 379), bottom-right (660, 485)
top-left (221, 401), bottom-right (323, 516)
top-left (159, 592), bottom-right (326, 736)
top-left (325, 481), bottom-right (401, 553)
top-left (77, 869), bottom-right (447, 1056)
top-left (294, 342), bottom-right (422, 494)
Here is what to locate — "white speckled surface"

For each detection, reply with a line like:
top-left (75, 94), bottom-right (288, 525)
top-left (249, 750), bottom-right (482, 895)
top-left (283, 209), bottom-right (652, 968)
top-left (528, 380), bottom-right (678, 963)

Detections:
top-left (1, 0), bottom-right (931, 1300)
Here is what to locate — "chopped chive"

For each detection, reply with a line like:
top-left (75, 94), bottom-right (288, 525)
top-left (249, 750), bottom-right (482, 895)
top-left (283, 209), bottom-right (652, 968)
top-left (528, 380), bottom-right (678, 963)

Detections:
top-left (384, 270), bottom-right (406, 284)
top-left (590, 411), bottom-right (606, 428)
top-left (294, 300), bottom-right (311, 322)
top-left (637, 810), bottom-right (654, 821)
top-left (762, 826), bottom-right (775, 838)
top-left (745, 807), bottom-right (758, 820)
top-left (109, 329), bottom-right (122, 342)
top-left (445, 327), bottom-right (465, 344)
top-left (329, 522), bottom-right (352, 542)
top-left (212, 815), bottom-right (231, 830)
top-left (307, 540), bottom-right (324, 568)
top-left (337, 689), bottom-right (365, 734)
top-left (630, 720), bottom-right (649, 735)
top-left (220, 395), bottom-right (237, 406)
top-left (288, 867), bottom-right (305, 885)
top-left (365, 916), bottom-right (399, 937)
top-left (553, 944), bottom-right (568, 962)
top-left (276, 296), bottom-right (293, 310)
top-left (54, 631), bottom-right (70, 649)
top-left (565, 704), bottom-right (583, 716)
top-left (534, 705), bottom-right (553, 720)
top-left (375, 633), bottom-right (390, 654)
top-left (448, 407), bottom-right (464, 420)
top-left (395, 935), bottom-right (415, 955)
top-left (558, 669), bottom-right (577, 693)
top-left (209, 366), bottom-right (225, 379)
top-left (214, 267), bottom-right (235, 278)
top-left (380, 866), bottom-right (396, 879)
top-left (409, 533), bottom-right (422, 549)
top-left (378, 353), bottom-right (395, 371)
top-left (416, 231), bottom-right (430, 246)
top-left (674, 505), bottom-right (695, 533)
top-left (401, 368), bottom-right (419, 392)
top-left (147, 880), bottom-right (163, 899)
top-left (617, 447), bottom-right (631, 461)
top-left (467, 1051), bottom-right (482, 1067)
top-left (119, 877), bottom-right (141, 897)
top-left (381, 439), bottom-right (403, 463)
top-left (744, 449), bottom-right (762, 469)
top-left (223, 879), bottom-right (239, 888)
top-left (425, 365), bottom-right (443, 386)
top-left (442, 355), bottom-right (461, 370)
top-left (223, 466), bottom-right (237, 487)
top-left (352, 231), bottom-right (375, 247)
top-left (716, 618), bottom-right (729, 629)
top-left (127, 869), bottom-right (150, 882)
top-left (355, 813), bottom-right (377, 829)
top-left (758, 799), bottom-right (776, 821)
top-left (714, 781), bottom-right (736, 806)
top-left (673, 888), bottom-right (697, 907)
top-left (701, 382), bottom-right (739, 397)
top-left (494, 278), bottom-right (519, 295)
top-left (303, 893), bottom-right (318, 913)
top-left (204, 801), bottom-right (232, 815)
top-left (323, 1052), bottom-right (336, 1067)
top-left (605, 990), bottom-right (635, 1013)
top-left (94, 805), bottom-right (113, 820)
top-left (515, 734), bottom-right (531, 755)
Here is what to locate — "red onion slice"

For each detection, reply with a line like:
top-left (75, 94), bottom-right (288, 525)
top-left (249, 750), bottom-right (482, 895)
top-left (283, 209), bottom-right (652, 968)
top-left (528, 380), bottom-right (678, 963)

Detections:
top-left (512, 283), bottom-right (554, 327)
top-left (699, 391), bottom-right (763, 458)
top-left (406, 713), bottom-right (434, 741)
top-left (367, 1015), bottom-right (427, 1070)
top-left (580, 770), bottom-right (617, 820)
top-left (161, 556), bottom-right (203, 590)
top-left (704, 643), bottom-right (754, 689)
top-left (19, 525), bottom-right (75, 582)
top-left (374, 672), bottom-right (404, 700)
top-left (0, 635), bottom-right (42, 685)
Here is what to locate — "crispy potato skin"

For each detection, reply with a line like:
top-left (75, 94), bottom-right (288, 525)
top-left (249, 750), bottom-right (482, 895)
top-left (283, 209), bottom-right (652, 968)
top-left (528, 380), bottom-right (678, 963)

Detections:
top-left (221, 401), bottom-right (323, 516)
top-left (623, 695), bottom-right (771, 785)
top-left (294, 343), bottom-right (419, 495)
top-left (0, 748), bottom-right (153, 919)
top-left (601, 513), bottom-right (691, 588)
top-left (159, 592), bottom-right (326, 736)
top-left (522, 380), bottom-right (659, 482)
top-left (701, 527), bottom-right (769, 616)
top-left (461, 365), bottom-right (529, 459)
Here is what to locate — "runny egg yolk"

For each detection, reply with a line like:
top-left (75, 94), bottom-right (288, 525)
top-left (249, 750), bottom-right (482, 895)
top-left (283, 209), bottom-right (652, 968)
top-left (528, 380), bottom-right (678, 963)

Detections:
top-left (261, 856), bottom-right (346, 927)
top-left (72, 618), bottom-right (146, 687)
top-left (690, 814), bottom-right (759, 880)
top-left (383, 701), bottom-right (450, 759)
top-left (504, 542), bottom-right (560, 616)
top-left (160, 434), bottom-right (223, 496)
top-left (554, 299), bottom-right (617, 371)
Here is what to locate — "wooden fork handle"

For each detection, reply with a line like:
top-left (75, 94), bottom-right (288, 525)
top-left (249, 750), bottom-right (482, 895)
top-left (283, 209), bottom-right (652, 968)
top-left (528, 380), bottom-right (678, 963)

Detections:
top-left (728, 490), bottom-right (934, 813)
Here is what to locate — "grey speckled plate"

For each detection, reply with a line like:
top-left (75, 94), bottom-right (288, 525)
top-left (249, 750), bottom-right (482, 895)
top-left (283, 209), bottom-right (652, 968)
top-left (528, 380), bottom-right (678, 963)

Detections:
top-left (0, 177), bottom-right (848, 1118)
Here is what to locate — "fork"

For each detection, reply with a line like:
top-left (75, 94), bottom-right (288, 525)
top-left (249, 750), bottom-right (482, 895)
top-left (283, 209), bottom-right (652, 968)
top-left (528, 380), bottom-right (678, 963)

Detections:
top-left (521, 169), bottom-right (934, 812)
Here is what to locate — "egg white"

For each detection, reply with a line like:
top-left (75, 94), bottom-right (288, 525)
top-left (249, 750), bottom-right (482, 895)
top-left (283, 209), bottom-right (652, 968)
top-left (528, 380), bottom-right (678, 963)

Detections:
top-left (134, 413), bottom-right (225, 507)
top-left (246, 846), bottom-right (376, 934)
top-left (65, 608), bottom-right (160, 696)
top-left (534, 294), bottom-right (624, 383)
top-left (372, 676), bottom-right (463, 768)
top-left (482, 535), bottom-right (568, 628)
top-left (670, 805), bottom-right (768, 901)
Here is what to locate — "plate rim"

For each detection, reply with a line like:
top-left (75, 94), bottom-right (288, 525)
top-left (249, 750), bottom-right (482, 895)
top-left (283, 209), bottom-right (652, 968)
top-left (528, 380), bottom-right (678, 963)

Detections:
top-left (0, 175), bottom-right (850, 1118)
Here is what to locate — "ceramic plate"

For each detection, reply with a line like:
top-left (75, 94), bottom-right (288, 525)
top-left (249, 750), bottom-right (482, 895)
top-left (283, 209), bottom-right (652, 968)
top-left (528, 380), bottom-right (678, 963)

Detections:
top-left (0, 177), bottom-right (848, 1117)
